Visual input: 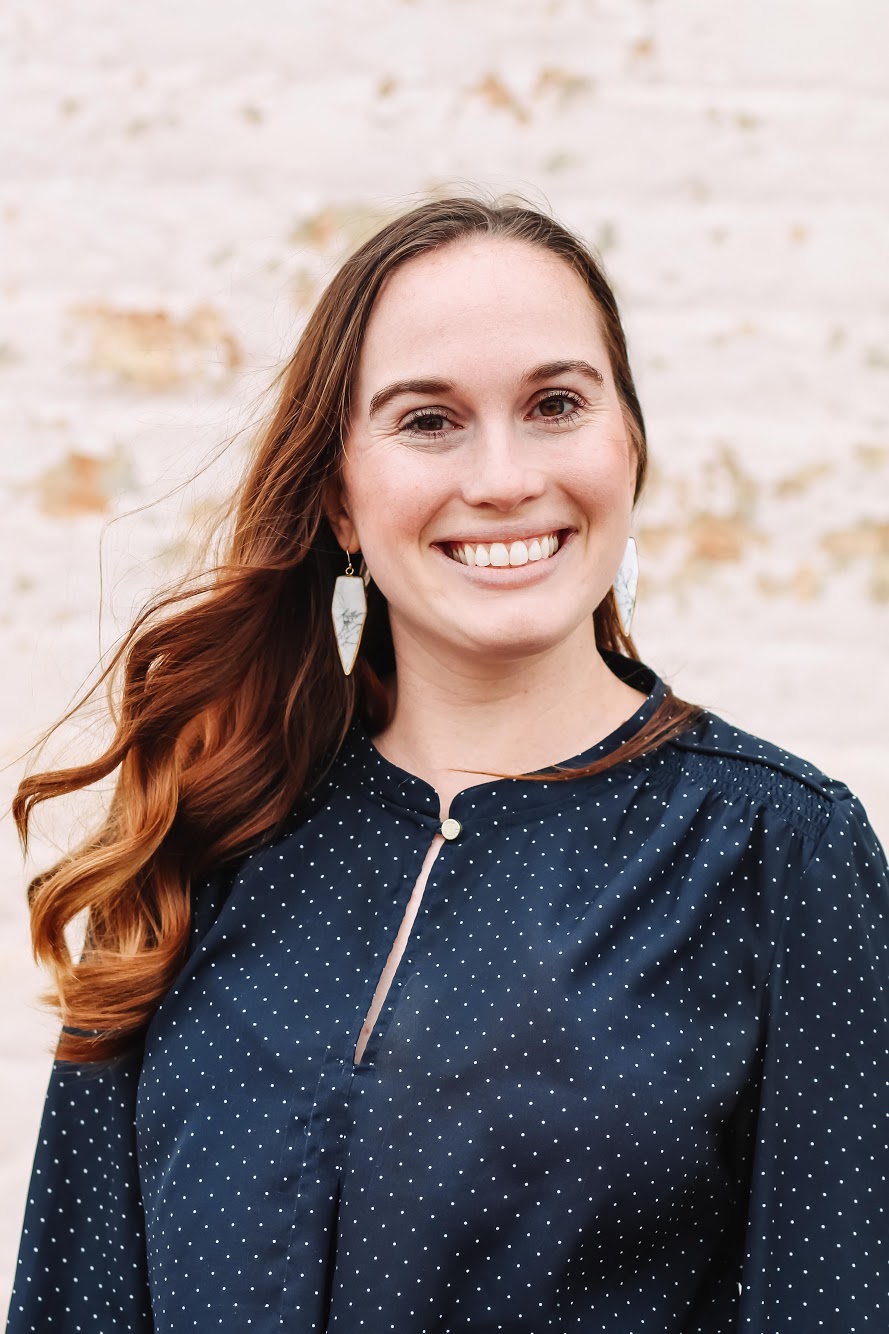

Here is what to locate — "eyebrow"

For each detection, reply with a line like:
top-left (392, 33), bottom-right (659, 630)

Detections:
top-left (366, 359), bottom-right (604, 418)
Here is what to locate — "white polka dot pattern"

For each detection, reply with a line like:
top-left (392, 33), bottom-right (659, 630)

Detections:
top-left (7, 661), bottom-right (889, 1331)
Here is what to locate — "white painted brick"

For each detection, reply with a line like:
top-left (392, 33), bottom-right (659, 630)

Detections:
top-left (1, 1), bottom-right (887, 1307)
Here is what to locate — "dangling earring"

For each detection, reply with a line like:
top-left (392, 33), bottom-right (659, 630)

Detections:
top-left (613, 536), bottom-right (639, 635)
top-left (332, 550), bottom-right (370, 675)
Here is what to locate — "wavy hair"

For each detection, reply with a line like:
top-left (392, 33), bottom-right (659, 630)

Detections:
top-left (14, 196), bottom-right (701, 1061)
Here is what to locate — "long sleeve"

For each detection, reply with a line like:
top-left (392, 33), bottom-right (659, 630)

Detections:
top-left (739, 788), bottom-right (889, 1330)
top-left (5, 1046), bottom-right (153, 1332)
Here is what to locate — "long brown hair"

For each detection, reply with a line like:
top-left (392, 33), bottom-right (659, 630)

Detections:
top-left (14, 196), bottom-right (701, 1062)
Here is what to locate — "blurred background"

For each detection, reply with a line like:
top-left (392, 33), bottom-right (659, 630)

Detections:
top-left (1, 0), bottom-right (887, 1309)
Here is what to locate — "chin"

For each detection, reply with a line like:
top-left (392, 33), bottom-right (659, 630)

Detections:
top-left (454, 618), bottom-right (582, 663)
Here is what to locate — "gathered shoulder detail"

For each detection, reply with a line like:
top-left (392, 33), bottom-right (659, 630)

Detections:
top-left (641, 712), bottom-right (841, 846)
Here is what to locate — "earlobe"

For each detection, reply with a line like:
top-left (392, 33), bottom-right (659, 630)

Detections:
top-left (322, 482), bottom-right (359, 553)
top-left (327, 513), bottom-right (359, 554)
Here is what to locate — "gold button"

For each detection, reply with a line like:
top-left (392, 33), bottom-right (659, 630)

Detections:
top-left (440, 817), bottom-right (462, 841)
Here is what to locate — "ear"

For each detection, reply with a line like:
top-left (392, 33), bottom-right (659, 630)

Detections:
top-left (322, 477), bottom-right (360, 554)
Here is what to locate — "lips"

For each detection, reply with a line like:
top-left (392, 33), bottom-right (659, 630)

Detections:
top-left (442, 531), bottom-right (562, 568)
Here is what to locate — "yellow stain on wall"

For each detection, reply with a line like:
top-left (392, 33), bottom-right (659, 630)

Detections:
top-left (533, 68), bottom-right (593, 106)
top-left (468, 74), bottom-right (529, 124)
top-left (773, 461), bottom-right (834, 498)
top-left (685, 513), bottom-right (757, 564)
top-left (821, 521), bottom-right (889, 564)
top-left (32, 446), bottom-right (136, 518)
top-left (819, 522), bottom-right (889, 602)
top-left (757, 566), bottom-right (823, 602)
top-left (71, 304), bottom-right (242, 389)
top-left (289, 203), bottom-right (405, 256)
top-left (855, 444), bottom-right (889, 469)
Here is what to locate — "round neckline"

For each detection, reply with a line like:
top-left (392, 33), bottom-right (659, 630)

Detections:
top-left (334, 656), bottom-right (667, 826)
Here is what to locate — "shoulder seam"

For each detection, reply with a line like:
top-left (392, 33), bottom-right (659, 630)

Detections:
top-left (645, 742), bottom-right (833, 845)
top-left (669, 725), bottom-right (833, 800)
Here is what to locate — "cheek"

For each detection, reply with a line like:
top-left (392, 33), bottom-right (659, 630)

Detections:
top-left (345, 451), bottom-right (443, 555)
top-left (568, 442), bottom-right (635, 517)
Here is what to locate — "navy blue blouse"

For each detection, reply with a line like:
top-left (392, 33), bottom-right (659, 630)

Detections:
top-left (7, 660), bottom-right (889, 1332)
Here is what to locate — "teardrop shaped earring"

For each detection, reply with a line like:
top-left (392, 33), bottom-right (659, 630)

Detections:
top-left (331, 550), bottom-right (371, 675)
top-left (613, 536), bottom-right (639, 635)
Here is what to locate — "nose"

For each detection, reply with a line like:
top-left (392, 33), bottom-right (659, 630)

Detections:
top-left (458, 423), bottom-right (547, 512)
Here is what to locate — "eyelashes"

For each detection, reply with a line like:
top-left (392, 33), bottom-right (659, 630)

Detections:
top-left (402, 409), bottom-right (453, 440)
top-left (530, 389), bottom-right (585, 425)
top-left (401, 390), bottom-right (586, 441)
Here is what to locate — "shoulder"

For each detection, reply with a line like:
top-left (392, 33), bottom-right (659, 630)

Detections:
top-left (666, 709), bottom-right (845, 801)
top-left (640, 709), bottom-right (855, 848)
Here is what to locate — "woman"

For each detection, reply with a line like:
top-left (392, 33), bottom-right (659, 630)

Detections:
top-left (7, 197), bottom-right (888, 1332)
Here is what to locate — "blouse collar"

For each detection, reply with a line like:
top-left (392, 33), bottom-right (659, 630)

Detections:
top-left (333, 655), bottom-right (666, 827)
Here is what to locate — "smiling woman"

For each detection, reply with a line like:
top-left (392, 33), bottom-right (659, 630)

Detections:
top-left (8, 197), bottom-right (889, 1333)
top-left (326, 235), bottom-right (645, 768)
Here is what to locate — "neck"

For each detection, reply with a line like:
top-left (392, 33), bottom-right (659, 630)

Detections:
top-left (371, 620), bottom-right (647, 816)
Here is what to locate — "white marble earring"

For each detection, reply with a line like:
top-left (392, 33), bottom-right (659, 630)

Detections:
top-left (613, 536), bottom-right (639, 634)
top-left (331, 550), bottom-right (370, 675)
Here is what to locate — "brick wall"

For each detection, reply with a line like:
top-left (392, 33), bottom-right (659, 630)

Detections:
top-left (1, 0), bottom-right (887, 1310)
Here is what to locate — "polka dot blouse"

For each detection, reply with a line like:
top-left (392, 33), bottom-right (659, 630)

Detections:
top-left (8, 659), bottom-right (889, 1331)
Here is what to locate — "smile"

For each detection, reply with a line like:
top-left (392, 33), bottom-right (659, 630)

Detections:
top-left (442, 531), bottom-right (563, 568)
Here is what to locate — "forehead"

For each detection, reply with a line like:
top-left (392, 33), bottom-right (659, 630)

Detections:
top-left (355, 237), bottom-right (609, 393)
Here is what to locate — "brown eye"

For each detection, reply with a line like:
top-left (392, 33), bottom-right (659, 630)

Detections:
top-left (534, 393), bottom-right (580, 420)
top-left (415, 414), bottom-right (447, 432)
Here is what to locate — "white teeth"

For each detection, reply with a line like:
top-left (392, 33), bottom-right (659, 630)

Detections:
top-left (447, 532), bottom-right (562, 568)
